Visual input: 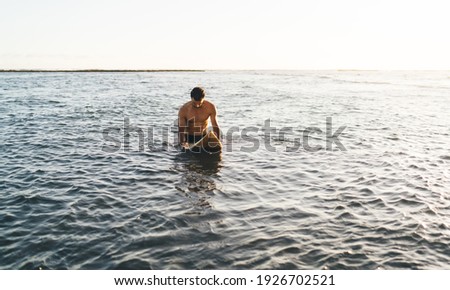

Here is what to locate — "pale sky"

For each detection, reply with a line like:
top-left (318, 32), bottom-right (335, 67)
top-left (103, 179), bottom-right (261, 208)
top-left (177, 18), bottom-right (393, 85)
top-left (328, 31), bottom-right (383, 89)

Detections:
top-left (1, 0), bottom-right (449, 70)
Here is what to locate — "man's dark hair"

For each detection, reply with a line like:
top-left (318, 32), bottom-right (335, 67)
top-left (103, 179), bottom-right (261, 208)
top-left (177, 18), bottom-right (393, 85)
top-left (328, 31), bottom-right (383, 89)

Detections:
top-left (191, 87), bottom-right (205, 101)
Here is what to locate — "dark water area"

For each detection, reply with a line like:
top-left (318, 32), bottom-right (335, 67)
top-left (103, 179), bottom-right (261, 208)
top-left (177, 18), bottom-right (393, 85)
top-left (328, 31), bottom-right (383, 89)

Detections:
top-left (1, 71), bottom-right (450, 269)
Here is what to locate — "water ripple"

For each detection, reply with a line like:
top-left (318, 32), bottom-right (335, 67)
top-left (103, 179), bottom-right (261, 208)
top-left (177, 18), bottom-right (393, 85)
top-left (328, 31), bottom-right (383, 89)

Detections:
top-left (1, 71), bottom-right (450, 269)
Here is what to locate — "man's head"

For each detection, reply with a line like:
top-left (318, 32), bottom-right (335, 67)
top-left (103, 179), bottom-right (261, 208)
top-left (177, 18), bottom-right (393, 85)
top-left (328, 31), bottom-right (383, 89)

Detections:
top-left (191, 87), bottom-right (205, 108)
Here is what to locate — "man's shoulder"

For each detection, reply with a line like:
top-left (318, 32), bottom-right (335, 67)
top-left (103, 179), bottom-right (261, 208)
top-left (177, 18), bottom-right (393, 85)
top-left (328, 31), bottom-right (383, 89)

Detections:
top-left (204, 100), bottom-right (216, 109)
top-left (178, 102), bottom-right (190, 117)
top-left (179, 101), bottom-right (191, 111)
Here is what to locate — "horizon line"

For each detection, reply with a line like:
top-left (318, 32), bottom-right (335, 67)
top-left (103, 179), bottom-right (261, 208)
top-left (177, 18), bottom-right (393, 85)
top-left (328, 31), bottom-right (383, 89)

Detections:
top-left (0, 69), bottom-right (205, 73)
top-left (1, 69), bottom-right (450, 73)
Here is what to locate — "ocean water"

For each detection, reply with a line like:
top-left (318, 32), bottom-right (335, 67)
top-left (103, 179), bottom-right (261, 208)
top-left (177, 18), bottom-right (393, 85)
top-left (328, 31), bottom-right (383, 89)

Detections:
top-left (1, 70), bottom-right (449, 269)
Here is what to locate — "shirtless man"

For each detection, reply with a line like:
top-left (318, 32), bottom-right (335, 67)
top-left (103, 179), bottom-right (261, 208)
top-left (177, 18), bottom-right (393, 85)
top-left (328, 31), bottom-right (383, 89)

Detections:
top-left (178, 87), bottom-right (220, 149)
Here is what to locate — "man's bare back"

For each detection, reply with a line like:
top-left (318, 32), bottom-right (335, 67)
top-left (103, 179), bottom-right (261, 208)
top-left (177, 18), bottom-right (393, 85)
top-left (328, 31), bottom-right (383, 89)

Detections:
top-left (178, 87), bottom-right (220, 148)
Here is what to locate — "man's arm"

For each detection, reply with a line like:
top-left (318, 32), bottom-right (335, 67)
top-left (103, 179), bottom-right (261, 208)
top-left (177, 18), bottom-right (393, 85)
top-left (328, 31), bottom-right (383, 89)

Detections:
top-left (210, 104), bottom-right (220, 139)
top-left (178, 108), bottom-right (187, 145)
